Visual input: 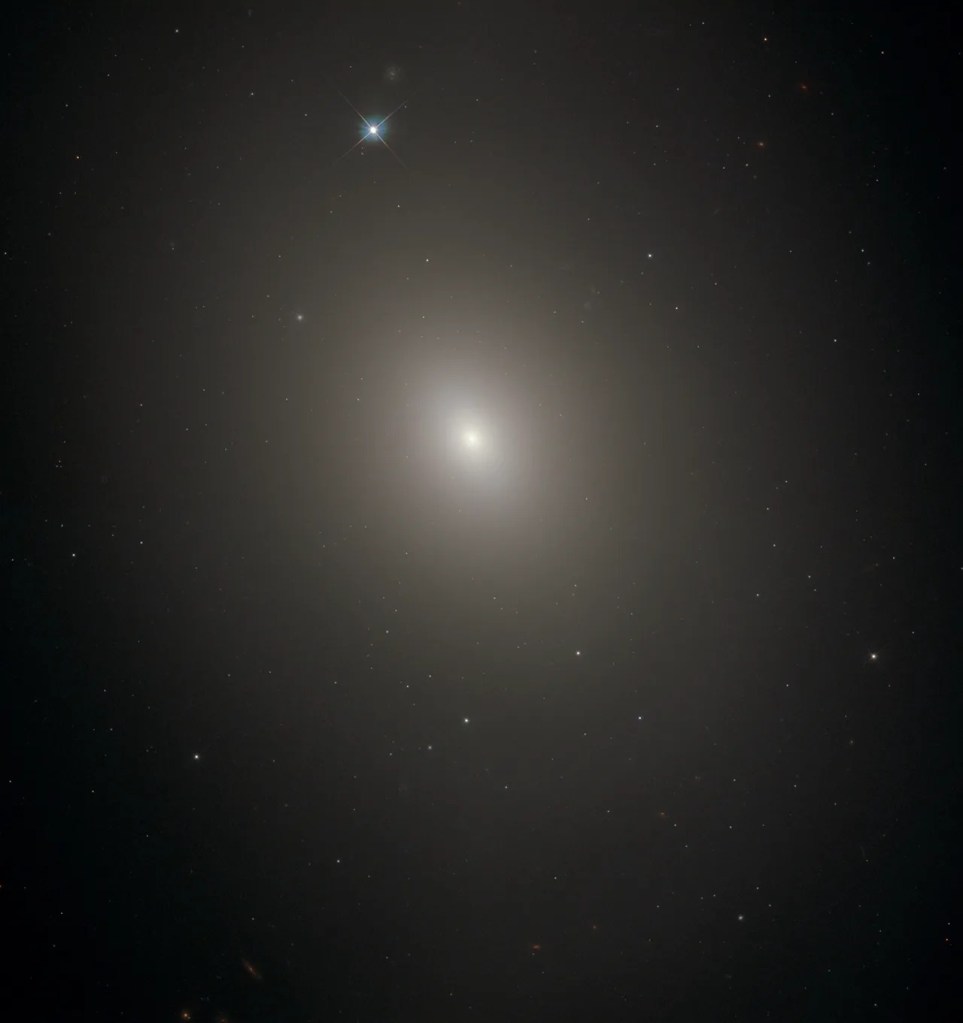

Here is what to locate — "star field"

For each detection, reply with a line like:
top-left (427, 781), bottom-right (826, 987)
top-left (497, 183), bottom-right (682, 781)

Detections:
top-left (4, 3), bottom-right (960, 1022)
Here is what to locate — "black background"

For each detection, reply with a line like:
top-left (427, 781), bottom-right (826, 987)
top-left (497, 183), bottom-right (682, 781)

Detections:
top-left (4, 2), bottom-right (961, 1020)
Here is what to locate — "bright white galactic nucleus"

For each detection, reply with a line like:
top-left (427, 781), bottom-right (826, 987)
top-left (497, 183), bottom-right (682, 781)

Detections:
top-left (461, 428), bottom-right (483, 451)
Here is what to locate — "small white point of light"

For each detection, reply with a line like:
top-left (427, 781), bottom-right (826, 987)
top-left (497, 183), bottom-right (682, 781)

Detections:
top-left (869, 652), bottom-right (878, 661)
top-left (369, 124), bottom-right (379, 135)
top-left (575, 649), bottom-right (582, 657)
top-left (193, 753), bottom-right (200, 761)
top-left (463, 717), bottom-right (470, 725)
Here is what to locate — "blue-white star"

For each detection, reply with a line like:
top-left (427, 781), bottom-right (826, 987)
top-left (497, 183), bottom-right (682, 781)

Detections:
top-left (332, 88), bottom-right (409, 168)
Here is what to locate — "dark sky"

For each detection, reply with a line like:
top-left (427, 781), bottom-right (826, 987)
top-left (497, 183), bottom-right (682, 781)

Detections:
top-left (4, 2), bottom-right (961, 1021)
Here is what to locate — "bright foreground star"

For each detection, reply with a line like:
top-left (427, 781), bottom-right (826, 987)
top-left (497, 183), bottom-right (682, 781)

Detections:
top-left (332, 88), bottom-right (409, 168)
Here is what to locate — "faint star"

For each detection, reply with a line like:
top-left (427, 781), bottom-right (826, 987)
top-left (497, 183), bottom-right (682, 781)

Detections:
top-left (869, 652), bottom-right (878, 661)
